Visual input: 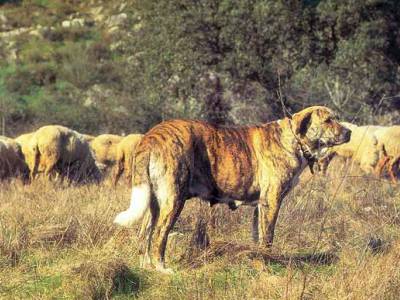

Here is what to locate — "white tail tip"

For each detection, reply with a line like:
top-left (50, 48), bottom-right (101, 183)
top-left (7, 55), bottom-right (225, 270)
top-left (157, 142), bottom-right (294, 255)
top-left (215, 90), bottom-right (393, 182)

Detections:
top-left (113, 210), bottom-right (137, 227)
top-left (113, 184), bottom-right (151, 227)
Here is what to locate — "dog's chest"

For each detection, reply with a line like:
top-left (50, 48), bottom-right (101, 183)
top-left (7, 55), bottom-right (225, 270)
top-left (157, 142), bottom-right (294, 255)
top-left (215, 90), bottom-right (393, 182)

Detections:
top-left (290, 155), bottom-right (308, 187)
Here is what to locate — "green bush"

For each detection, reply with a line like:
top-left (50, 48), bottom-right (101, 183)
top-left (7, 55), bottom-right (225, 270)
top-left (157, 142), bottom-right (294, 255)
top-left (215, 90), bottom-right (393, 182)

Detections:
top-left (2, 0), bottom-right (400, 135)
top-left (127, 0), bottom-right (400, 123)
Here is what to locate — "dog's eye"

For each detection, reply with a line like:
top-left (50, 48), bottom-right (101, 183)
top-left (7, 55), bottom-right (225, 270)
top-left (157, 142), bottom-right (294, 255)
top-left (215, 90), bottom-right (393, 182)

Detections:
top-left (325, 118), bottom-right (332, 124)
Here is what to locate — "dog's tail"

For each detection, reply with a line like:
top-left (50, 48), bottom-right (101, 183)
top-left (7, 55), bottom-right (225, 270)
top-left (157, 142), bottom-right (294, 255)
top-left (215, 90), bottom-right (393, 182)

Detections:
top-left (113, 144), bottom-right (151, 227)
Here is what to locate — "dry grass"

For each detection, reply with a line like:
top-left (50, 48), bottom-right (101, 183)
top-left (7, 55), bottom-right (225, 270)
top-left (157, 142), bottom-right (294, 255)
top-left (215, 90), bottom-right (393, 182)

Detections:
top-left (1, 165), bottom-right (400, 299)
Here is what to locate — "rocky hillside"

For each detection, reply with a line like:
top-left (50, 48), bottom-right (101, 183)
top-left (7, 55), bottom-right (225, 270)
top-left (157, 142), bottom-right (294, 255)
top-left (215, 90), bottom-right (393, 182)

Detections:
top-left (0, 0), bottom-right (149, 135)
top-left (0, 1), bottom-right (137, 61)
top-left (1, 1), bottom-right (400, 136)
top-left (0, 0), bottom-right (303, 136)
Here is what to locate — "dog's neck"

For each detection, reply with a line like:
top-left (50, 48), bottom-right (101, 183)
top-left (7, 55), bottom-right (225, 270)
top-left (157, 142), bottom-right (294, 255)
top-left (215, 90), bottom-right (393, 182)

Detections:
top-left (282, 118), bottom-right (318, 174)
top-left (258, 118), bottom-right (320, 173)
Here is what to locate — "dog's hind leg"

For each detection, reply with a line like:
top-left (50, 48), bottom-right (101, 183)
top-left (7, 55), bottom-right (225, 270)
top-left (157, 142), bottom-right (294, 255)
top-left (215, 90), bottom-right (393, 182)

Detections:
top-left (252, 206), bottom-right (259, 243)
top-left (139, 208), bottom-right (155, 269)
top-left (149, 183), bottom-right (186, 274)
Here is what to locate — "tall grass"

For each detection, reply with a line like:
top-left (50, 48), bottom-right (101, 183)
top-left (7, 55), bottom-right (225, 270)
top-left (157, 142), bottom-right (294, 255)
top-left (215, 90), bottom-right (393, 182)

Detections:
top-left (0, 165), bottom-right (400, 299)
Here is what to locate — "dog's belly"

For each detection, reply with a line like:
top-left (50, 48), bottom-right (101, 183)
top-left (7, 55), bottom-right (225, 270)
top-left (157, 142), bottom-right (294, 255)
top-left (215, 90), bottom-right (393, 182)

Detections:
top-left (188, 182), bottom-right (260, 206)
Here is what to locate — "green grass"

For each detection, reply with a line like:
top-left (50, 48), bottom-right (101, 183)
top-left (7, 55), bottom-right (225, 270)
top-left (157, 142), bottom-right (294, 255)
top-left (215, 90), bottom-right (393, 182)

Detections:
top-left (17, 274), bottom-right (63, 297)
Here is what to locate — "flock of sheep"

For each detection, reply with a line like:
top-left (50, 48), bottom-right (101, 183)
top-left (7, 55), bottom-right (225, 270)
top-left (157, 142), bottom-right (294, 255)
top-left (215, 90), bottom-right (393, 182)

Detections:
top-left (0, 125), bottom-right (143, 184)
top-left (0, 121), bottom-right (399, 185)
top-left (319, 122), bottom-right (400, 182)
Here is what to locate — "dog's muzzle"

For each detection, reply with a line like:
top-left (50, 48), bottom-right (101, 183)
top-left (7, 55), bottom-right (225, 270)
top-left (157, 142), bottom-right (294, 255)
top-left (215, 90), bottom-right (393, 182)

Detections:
top-left (326, 128), bottom-right (351, 147)
top-left (341, 128), bottom-right (351, 143)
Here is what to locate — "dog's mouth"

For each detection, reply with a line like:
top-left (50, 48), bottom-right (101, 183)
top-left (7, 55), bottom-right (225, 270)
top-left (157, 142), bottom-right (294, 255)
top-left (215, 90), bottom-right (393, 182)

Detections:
top-left (335, 129), bottom-right (351, 145)
top-left (331, 138), bottom-right (347, 146)
top-left (322, 129), bottom-right (351, 147)
top-left (317, 137), bottom-right (347, 148)
top-left (326, 138), bottom-right (347, 147)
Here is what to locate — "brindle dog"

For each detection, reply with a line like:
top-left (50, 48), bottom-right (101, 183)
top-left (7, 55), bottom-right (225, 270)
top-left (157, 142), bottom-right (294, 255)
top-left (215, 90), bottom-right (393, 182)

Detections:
top-left (114, 106), bottom-right (351, 273)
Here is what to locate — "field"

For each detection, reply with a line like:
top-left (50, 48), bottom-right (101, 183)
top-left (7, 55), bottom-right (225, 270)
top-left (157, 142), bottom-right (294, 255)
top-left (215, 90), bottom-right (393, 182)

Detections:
top-left (1, 1), bottom-right (400, 298)
top-left (1, 165), bottom-right (400, 299)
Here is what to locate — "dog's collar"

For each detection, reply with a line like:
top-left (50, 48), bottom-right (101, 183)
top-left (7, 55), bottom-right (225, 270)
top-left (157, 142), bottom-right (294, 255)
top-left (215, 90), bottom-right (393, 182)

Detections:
top-left (298, 143), bottom-right (317, 174)
top-left (288, 118), bottom-right (317, 174)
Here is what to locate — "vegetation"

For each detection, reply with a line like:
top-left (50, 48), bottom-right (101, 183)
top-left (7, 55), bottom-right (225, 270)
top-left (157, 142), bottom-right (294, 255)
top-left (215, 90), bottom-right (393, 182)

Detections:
top-left (0, 0), bottom-right (400, 135)
top-left (1, 2), bottom-right (400, 298)
top-left (1, 166), bottom-right (400, 299)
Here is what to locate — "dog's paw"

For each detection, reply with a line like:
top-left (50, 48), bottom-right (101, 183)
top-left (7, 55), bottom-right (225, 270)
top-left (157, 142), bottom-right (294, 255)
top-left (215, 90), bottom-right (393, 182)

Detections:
top-left (155, 264), bottom-right (174, 275)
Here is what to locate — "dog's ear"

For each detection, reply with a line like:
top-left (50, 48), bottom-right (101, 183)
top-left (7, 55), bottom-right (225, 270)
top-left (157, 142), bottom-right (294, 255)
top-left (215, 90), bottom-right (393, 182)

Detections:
top-left (292, 110), bottom-right (313, 136)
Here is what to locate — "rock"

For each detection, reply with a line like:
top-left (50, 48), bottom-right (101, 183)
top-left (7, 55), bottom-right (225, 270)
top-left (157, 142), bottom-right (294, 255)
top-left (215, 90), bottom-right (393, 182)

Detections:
top-left (90, 6), bottom-right (106, 23)
top-left (110, 41), bottom-right (124, 51)
top-left (83, 84), bottom-right (114, 107)
top-left (0, 13), bottom-right (8, 30)
top-left (107, 13), bottom-right (128, 28)
top-left (70, 18), bottom-right (85, 27)
top-left (61, 18), bottom-right (85, 28)
top-left (0, 13), bottom-right (7, 24)
top-left (84, 97), bottom-right (94, 107)
top-left (107, 26), bottom-right (120, 35)
top-left (118, 2), bottom-right (127, 12)
top-left (29, 29), bottom-right (42, 38)
top-left (61, 20), bottom-right (72, 28)
top-left (0, 27), bottom-right (30, 39)
top-left (28, 25), bottom-right (45, 38)
top-left (133, 22), bottom-right (143, 32)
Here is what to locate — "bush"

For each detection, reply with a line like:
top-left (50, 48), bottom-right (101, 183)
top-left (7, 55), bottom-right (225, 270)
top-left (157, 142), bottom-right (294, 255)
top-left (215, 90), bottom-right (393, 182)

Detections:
top-left (5, 63), bottom-right (56, 94)
top-left (127, 0), bottom-right (400, 124)
top-left (2, 0), bottom-right (400, 134)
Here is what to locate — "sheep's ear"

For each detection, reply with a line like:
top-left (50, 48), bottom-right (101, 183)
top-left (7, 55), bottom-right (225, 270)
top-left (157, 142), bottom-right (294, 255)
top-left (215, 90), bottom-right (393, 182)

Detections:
top-left (292, 111), bottom-right (313, 136)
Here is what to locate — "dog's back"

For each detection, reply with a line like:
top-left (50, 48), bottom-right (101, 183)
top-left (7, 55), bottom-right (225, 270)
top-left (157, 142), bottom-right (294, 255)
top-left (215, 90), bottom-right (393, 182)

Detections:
top-left (132, 120), bottom-right (259, 194)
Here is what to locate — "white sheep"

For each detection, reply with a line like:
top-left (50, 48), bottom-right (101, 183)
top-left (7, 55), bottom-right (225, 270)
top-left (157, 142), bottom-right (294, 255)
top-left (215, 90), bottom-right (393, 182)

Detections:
top-left (318, 122), bottom-right (383, 175)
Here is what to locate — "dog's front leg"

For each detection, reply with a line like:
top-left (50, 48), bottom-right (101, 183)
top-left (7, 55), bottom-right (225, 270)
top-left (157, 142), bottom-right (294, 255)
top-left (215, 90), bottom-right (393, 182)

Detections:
top-left (257, 186), bottom-right (284, 248)
top-left (251, 206), bottom-right (259, 243)
top-left (318, 152), bottom-right (335, 175)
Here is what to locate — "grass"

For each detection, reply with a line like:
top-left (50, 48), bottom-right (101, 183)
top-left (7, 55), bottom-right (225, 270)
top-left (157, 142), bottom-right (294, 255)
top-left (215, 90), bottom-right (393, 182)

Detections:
top-left (1, 164), bottom-right (400, 299)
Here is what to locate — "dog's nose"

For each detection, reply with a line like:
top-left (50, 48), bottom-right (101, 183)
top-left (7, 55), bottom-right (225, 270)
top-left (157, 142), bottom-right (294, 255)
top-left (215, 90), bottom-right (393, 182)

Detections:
top-left (344, 128), bottom-right (351, 142)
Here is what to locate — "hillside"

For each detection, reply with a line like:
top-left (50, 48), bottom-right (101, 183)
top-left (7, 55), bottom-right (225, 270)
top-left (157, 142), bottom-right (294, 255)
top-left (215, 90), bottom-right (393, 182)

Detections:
top-left (1, 0), bottom-right (400, 136)
top-left (0, 0), bottom-right (148, 135)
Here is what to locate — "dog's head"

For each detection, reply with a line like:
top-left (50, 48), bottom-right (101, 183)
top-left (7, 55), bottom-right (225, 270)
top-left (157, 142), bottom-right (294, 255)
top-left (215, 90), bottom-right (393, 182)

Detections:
top-left (292, 106), bottom-right (351, 152)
